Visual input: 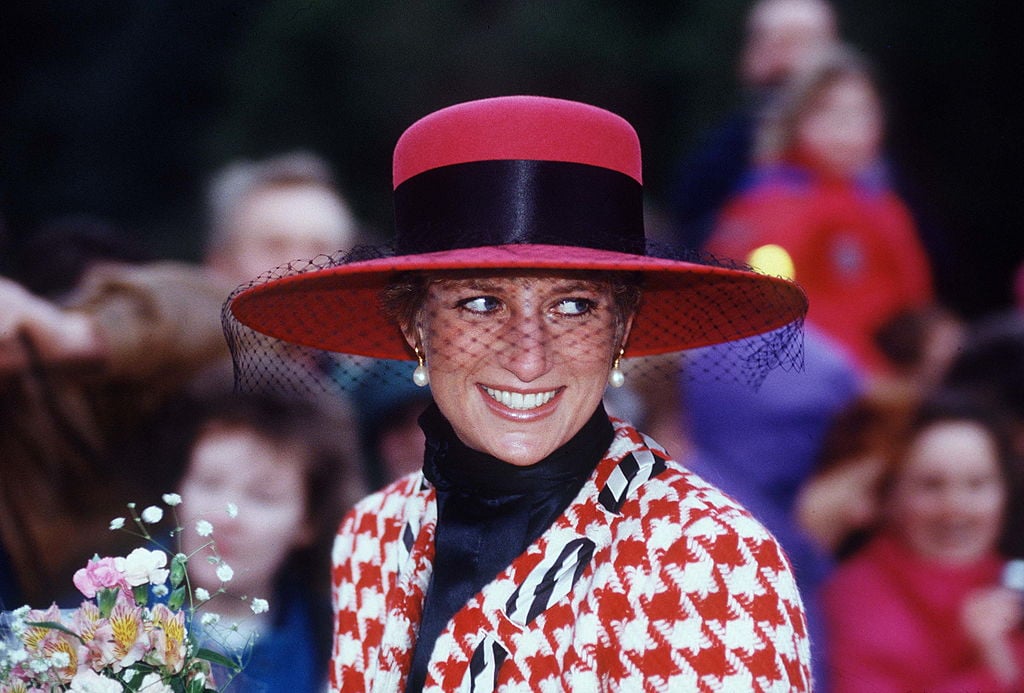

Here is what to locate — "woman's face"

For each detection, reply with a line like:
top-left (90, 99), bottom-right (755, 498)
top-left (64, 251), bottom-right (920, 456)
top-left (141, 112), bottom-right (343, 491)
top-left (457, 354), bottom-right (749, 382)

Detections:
top-left (414, 273), bottom-right (627, 466)
top-left (179, 425), bottom-right (312, 595)
top-left (796, 74), bottom-right (883, 178)
top-left (886, 420), bottom-right (1006, 565)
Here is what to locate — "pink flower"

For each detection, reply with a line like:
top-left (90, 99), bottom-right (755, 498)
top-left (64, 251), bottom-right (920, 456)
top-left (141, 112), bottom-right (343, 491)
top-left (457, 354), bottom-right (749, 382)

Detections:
top-left (146, 604), bottom-right (187, 674)
top-left (85, 602), bottom-right (149, 672)
top-left (73, 557), bottom-right (128, 598)
top-left (19, 604), bottom-right (79, 684)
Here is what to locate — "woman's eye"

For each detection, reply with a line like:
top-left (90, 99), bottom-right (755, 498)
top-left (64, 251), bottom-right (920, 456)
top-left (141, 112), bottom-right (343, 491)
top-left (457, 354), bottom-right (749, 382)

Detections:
top-left (555, 298), bottom-right (595, 316)
top-left (459, 296), bottom-right (501, 313)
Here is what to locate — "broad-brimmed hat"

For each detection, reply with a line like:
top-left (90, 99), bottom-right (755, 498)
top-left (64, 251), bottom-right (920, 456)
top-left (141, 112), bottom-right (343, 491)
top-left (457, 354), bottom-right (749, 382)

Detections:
top-left (225, 95), bottom-right (806, 364)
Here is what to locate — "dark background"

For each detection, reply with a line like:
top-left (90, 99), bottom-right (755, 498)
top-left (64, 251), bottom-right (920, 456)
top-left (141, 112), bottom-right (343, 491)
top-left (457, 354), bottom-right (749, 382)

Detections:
top-left (2, 0), bottom-right (1017, 318)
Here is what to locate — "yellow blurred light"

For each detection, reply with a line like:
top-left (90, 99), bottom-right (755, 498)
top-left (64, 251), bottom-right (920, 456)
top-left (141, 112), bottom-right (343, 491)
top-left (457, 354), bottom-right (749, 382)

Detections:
top-left (747, 244), bottom-right (795, 280)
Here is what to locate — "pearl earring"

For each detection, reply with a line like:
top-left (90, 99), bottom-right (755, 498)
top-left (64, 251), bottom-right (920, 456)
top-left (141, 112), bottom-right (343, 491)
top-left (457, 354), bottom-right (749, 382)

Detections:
top-left (608, 348), bottom-right (625, 388)
top-left (412, 346), bottom-right (429, 387)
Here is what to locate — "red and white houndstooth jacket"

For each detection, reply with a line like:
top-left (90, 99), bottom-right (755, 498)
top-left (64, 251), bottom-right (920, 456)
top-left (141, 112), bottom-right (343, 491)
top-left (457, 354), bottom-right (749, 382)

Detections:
top-left (329, 420), bottom-right (812, 692)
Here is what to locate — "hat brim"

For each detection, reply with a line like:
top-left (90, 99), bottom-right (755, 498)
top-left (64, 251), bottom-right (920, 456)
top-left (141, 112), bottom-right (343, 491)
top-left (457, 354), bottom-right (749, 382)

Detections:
top-left (227, 244), bottom-right (807, 360)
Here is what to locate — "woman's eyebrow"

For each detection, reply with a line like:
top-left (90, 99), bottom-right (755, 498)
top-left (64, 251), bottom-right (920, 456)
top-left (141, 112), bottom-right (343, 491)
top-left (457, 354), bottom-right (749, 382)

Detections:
top-left (548, 281), bottom-right (603, 294)
top-left (433, 278), bottom-right (503, 293)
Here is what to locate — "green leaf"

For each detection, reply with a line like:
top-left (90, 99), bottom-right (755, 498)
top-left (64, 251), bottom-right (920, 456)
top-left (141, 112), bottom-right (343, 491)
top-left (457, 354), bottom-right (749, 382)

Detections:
top-left (167, 585), bottom-right (187, 611)
top-left (23, 620), bottom-right (84, 642)
top-left (121, 666), bottom-right (148, 690)
top-left (195, 647), bottom-right (240, 671)
top-left (98, 587), bottom-right (119, 617)
top-left (170, 553), bottom-right (188, 588)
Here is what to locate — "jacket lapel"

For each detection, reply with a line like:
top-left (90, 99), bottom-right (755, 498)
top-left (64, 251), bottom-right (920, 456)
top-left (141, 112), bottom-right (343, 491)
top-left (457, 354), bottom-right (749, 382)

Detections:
top-left (373, 474), bottom-right (437, 691)
top-left (455, 423), bottom-right (669, 691)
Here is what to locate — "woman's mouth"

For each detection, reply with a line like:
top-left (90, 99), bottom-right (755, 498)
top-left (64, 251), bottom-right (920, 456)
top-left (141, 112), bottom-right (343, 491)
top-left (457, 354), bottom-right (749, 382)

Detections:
top-left (481, 385), bottom-right (559, 411)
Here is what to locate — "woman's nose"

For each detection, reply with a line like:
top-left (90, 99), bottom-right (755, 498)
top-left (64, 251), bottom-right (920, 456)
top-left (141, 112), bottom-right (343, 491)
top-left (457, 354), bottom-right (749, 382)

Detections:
top-left (498, 311), bottom-right (551, 382)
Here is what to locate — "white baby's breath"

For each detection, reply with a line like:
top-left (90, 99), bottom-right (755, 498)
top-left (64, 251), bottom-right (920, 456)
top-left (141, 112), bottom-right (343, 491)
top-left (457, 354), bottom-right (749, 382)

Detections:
top-left (109, 517), bottom-right (126, 530)
top-left (162, 493), bottom-right (182, 506)
top-left (152, 584), bottom-right (169, 598)
top-left (141, 506), bottom-right (163, 524)
top-left (195, 587), bottom-right (211, 601)
top-left (200, 613), bottom-right (221, 627)
top-left (195, 519), bottom-right (214, 537)
top-left (226, 503), bottom-right (238, 518)
top-left (250, 598), bottom-right (269, 615)
top-left (216, 563), bottom-right (234, 583)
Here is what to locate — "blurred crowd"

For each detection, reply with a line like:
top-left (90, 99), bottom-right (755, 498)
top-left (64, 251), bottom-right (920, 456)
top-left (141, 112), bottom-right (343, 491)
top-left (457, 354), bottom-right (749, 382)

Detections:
top-left (1, 0), bottom-right (1022, 690)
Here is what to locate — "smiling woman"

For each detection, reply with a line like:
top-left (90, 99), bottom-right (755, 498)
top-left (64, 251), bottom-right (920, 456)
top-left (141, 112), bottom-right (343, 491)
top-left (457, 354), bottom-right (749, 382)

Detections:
top-left (391, 272), bottom-right (632, 467)
top-left (821, 391), bottom-right (1024, 691)
top-left (223, 95), bottom-right (812, 692)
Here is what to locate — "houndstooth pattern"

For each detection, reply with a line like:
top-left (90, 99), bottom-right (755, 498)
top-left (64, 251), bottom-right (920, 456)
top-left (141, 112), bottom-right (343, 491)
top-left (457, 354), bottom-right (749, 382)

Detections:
top-left (330, 420), bottom-right (812, 692)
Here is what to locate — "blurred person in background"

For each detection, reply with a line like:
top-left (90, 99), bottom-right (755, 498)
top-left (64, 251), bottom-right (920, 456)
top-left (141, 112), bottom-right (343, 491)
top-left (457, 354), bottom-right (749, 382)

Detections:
top-left (10, 214), bottom-right (153, 300)
top-left (797, 304), bottom-right (965, 562)
top-left (822, 391), bottom-right (1024, 691)
top-left (173, 390), bottom-right (366, 693)
top-left (796, 386), bottom-right (919, 561)
top-left (944, 312), bottom-right (1024, 460)
top-left (204, 150), bottom-right (360, 287)
top-left (707, 45), bottom-right (935, 375)
top-left (942, 310), bottom-right (1024, 560)
top-left (0, 150), bottom-right (361, 606)
top-left (669, 0), bottom-right (840, 249)
top-left (0, 218), bottom-right (230, 606)
top-left (349, 359), bottom-right (433, 490)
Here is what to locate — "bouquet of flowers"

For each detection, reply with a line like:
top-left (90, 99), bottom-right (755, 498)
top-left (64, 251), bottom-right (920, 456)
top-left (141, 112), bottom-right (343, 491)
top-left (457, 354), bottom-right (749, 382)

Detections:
top-left (0, 495), bottom-right (267, 692)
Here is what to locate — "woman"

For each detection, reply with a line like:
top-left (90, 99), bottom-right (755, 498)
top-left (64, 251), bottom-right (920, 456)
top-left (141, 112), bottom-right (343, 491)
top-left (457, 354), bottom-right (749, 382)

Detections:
top-left (822, 392), bottom-right (1024, 691)
top-left (225, 96), bottom-right (811, 691)
top-left (707, 45), bottom-right (934, 375)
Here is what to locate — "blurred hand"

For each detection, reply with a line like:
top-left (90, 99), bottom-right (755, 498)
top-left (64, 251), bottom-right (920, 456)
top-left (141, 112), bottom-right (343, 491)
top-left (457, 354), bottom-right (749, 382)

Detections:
top-left (962, 585), bottom-right (1023, 684)
top-left (796, 455), bottom-right (884, 553)
top-left (0, 275), bottom-right (100, 373)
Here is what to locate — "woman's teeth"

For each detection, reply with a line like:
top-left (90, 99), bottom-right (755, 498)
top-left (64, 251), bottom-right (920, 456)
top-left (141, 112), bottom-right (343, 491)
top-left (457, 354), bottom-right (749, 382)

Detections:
top-left (483, 386), bottom-right (557, 410)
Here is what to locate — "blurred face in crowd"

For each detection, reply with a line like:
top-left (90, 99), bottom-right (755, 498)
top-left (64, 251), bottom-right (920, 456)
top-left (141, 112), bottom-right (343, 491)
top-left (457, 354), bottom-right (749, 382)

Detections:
top-left (886, 420), bottom-right (1006, 565)
top-left (410, 272), bottom-right (629, 467)
top-left (211, 182), bottom-right (356, 284)
top-left (179, 424), bottom-right (313, 598)
top-left (741, 0), bottom-right (838, 88)
top-left (795, 74), bottom-right (884, 178)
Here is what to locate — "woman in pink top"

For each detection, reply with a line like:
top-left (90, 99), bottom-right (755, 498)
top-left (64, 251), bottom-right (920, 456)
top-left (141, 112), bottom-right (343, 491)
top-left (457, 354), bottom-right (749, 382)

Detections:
top-left (822, 392), bottom-right (1024, 691)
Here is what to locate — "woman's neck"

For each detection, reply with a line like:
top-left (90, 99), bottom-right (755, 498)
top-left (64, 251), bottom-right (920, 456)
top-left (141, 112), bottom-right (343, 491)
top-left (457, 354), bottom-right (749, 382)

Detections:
top-left (418, 402), bottom-right (614, 498)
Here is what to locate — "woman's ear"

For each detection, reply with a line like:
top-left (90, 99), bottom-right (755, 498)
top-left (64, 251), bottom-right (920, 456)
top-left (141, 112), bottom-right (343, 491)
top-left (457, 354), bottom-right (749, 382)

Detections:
top-left (617, 311), bottom-right (636, 352)
top-left (399, 316), bottom-right (422, 353)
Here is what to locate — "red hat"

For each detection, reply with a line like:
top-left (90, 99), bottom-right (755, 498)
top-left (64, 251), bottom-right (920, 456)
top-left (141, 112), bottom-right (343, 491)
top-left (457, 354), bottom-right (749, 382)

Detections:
top-left (226, 96), bottom-right (806, 360)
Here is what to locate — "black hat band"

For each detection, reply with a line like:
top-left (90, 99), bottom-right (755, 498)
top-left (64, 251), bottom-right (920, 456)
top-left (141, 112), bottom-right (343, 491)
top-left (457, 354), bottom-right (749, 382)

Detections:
top-left (393, 159), bottom-right (645, 256)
